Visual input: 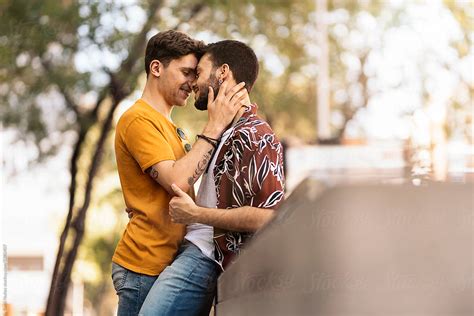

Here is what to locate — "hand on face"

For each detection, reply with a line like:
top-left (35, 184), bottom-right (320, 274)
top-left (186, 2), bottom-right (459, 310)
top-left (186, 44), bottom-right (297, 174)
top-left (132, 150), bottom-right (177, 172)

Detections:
top-left (193, 73), bottom-right (218, 111)
top-left (205, 80), bottom-right (247, 136)
top-left (169, 184), bottom-right (198, 224)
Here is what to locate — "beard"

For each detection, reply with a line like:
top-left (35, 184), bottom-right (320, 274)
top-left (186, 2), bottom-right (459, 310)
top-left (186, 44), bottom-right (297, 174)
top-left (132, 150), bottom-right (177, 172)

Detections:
top-left (194, 73), bottom-right (220, 111)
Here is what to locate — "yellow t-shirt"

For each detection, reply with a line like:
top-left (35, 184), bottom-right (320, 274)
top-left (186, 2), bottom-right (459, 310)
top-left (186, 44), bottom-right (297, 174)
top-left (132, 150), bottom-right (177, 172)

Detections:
top-left (112, 99), bottom-right (190, 276)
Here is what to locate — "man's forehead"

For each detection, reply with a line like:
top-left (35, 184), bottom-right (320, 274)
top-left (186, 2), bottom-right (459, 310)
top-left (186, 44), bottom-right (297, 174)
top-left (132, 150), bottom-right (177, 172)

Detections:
top-left (197, 54), bottom-right (213, 70)
top-left (170, 54), bottom-right (198, 68)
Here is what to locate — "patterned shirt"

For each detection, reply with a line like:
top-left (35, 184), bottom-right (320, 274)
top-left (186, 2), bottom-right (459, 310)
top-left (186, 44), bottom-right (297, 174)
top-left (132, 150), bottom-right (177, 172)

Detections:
top-left (213, 103), bottom-right (285, 268)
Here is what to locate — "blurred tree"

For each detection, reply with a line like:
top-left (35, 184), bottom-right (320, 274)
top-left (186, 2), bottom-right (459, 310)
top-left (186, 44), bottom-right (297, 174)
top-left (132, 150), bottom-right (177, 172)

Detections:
top-left (80, 186), bottom-right (125, 315)
top-left (170, 0), bottom-right (318, 142)
top-left (1, 0), bottom-right (472, 313)
top-left (327, 0), bottom-right (387, 141)
top-left (1, 0), bottom-right (204, 314)
top-left (1, 0), bottom-right (318, 313)
top-left (443, 0), bottom-right (473, 143)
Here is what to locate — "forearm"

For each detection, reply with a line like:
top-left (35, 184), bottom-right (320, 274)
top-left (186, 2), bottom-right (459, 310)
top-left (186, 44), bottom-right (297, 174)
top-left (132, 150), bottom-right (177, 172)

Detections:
top-left (171, 122), bottom-right (227, 187)
top-left (149, 124), bottom-right (223, 194)
top-left (171, 139), bottom-right (214, 189)
top-left (194, 206), bottom-right (275, 232)
top-left (147, 82), bottom-right (248, 193)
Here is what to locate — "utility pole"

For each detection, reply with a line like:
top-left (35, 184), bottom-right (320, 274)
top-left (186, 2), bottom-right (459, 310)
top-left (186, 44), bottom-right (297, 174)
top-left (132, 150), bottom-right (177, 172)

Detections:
top-left (316, 0), bottom-right (331, 141)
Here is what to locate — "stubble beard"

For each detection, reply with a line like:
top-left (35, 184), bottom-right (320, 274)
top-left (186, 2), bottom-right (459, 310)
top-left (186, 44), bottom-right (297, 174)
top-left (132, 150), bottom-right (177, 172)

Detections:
top-left (194, 73), bottom-right (220, 111)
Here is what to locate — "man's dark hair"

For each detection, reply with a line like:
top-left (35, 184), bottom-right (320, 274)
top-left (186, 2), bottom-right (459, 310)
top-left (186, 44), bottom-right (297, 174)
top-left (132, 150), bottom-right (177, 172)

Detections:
top-left (205, 40), bottom-right (259, 92)
top-left (145, 30), bottom-right (205, 77)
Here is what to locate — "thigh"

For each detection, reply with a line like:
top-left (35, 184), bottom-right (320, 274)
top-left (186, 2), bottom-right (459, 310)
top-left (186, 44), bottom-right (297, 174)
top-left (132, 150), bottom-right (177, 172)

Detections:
top-left (139, 243), bottom-right (219, 316)
top-left (112, 262), bottom-right (157, 316)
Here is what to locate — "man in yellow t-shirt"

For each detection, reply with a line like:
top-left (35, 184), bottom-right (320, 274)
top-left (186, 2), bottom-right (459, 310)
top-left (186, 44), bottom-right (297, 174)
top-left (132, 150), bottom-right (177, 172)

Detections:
top-left (111, 30), bottom-right (246, 315)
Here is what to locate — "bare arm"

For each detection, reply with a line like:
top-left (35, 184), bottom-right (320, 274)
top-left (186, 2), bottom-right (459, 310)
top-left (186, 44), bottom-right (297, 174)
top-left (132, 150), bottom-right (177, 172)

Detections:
top-left (147, 142), bottom-right (214, 194)
top-left (181, 205), bottom-right (274, 232)
top-left (168, 184), bottom-right (275, 232)
top-left (148, 81), bottom-right (246, 194)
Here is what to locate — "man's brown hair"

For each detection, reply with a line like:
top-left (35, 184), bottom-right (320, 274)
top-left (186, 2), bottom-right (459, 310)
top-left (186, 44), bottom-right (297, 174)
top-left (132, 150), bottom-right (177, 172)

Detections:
top-left (145, 30), bottom-right (205, 77)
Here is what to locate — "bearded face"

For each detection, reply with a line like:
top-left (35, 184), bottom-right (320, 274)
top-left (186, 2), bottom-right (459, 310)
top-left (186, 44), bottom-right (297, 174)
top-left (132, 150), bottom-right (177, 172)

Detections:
top-left (193, 71), bottom-right (220, 111)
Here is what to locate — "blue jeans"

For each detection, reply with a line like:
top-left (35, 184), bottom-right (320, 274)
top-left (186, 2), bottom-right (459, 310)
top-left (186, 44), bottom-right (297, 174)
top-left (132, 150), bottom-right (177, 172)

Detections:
top-left (139, 241), bottom-right (220, 316)
top-left (111, 262), bottom-right (157, 316)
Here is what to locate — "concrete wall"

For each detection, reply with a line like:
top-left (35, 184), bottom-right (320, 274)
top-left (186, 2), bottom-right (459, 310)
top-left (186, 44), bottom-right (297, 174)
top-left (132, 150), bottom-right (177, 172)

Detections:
top-left (216, 178), bottom-right (473, 315)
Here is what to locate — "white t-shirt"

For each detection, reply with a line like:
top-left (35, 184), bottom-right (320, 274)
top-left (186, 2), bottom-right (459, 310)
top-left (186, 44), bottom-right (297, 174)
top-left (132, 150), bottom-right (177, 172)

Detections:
top-left (184, 127), bottom-right (234, 259)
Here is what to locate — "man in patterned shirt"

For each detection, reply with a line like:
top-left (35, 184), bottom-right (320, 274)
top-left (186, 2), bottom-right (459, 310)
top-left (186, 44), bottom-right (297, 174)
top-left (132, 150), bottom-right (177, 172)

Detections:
top-left (172, 39), bottom-right (285, 267)
top-left (139, 40), bottom-right (285, 315)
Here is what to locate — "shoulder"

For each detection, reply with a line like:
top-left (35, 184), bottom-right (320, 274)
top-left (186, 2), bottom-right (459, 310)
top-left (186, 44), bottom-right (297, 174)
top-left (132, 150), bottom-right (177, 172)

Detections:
top-left (234, 116), bottom-right (280, 145)
top-left (117, 103), bottom-right (142, 127)
top-left (231, 116), bottom-right (282, 154)
top-left (233, 116), bottom-right (275, 140)
top-left (117, 105), bottom-right (164, 134)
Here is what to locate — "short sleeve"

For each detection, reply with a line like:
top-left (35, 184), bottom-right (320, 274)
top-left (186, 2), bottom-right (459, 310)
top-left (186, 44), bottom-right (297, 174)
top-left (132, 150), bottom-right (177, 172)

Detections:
top-left (124, 117), bottom-right (176, 172)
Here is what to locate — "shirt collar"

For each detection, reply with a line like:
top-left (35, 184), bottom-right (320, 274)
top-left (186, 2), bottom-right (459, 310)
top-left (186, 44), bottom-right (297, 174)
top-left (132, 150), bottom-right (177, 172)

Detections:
top-left (226, 103), bottom-right (258, 135)
top-left (237, 103), bottom-right (258, 124)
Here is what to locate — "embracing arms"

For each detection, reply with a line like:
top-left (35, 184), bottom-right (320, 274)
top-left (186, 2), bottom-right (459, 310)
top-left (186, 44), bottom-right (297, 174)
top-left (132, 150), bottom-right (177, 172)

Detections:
top-left (147, 81), bottom-right (246, 194)
top-left (168, 184), bottom-right (274, 232)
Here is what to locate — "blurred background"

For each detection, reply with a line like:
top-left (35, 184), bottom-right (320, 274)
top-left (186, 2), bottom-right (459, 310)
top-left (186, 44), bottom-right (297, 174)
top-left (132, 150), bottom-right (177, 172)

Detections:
top-left (0, 0), bottom-right (472, 314)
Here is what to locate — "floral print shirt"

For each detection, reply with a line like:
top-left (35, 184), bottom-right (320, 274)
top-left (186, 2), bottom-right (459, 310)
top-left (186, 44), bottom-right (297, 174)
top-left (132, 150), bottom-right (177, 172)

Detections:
top-left (213, 103), bottom-right (285, 268)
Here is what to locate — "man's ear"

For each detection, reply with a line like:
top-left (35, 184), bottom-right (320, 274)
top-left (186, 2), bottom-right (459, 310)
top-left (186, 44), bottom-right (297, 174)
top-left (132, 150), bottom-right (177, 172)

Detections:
top-left (149, 60), bottom-right (162, 78)
top-left (217, 63), bottom-right (231, 81)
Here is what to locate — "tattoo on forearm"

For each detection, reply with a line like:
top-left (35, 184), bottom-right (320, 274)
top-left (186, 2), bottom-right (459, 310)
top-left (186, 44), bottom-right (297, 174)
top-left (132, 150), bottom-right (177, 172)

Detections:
top-left (187, 149), bottom-right (213, 185)
top-left (148, 167), bottom-right (159, 182)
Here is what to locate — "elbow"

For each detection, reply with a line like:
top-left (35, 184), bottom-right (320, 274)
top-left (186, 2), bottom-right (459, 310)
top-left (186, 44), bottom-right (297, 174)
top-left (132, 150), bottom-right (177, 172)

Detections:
top-left (169, 178), bottom-right (192, 195)
top-left (249, 223), bottom-right (266, 233)
top-left (169, 163), bottom-right (193, 194)
top-left (249, 224), bottom-right (262, 233)
top-left (252, 211), bottom-right (275, 232)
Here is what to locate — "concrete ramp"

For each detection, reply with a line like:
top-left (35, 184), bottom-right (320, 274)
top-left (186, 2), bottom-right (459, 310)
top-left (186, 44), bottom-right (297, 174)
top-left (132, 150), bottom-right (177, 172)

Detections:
top-left (216, 178), bottom-right (473, 315)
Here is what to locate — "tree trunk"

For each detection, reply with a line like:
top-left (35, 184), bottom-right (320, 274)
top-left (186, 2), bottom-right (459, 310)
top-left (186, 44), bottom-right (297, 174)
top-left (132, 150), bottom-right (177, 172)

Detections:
top-left (45, 126), bottom-right (87, 313)
top-left (47, 96), bottom-right (122, 315)
top-left (45, 1), bottom-right (207, 313)
top-left (45, 9), bottom-right (159, 316)
top-left (337, 52), bottom-right (369, 141)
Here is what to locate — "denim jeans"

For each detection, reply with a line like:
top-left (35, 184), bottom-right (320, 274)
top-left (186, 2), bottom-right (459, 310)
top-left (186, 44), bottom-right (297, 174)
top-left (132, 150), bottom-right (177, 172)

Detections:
top-left (111, 262), bottom-right (157, 316)
top-left (139, 241), bottom-right (220, 316)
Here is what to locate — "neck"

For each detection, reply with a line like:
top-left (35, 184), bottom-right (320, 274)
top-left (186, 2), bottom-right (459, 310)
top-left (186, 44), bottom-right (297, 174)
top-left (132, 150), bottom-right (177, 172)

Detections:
top-left (231, 94), bottom-right (251, 125)
top-left (141, 81), bottom-right (173, 119)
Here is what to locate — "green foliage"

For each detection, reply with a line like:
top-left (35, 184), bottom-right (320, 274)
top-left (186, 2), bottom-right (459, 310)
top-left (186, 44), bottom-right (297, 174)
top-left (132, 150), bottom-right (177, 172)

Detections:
top-left (0, 0), bottom-right (82, 156)
top-left (3, 0), bottom-right (472, 155)
top-left (160, 0), bottom-right (318, 139)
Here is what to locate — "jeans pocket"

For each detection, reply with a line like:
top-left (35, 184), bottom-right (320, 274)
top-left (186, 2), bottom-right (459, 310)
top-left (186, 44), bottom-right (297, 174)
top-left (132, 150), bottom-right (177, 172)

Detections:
top-left (206, 267), bottom-right (219, 292)
top-left (111, 262), bottom-right (129, 293)
top-left (195, 260), bottom-right (219, 292)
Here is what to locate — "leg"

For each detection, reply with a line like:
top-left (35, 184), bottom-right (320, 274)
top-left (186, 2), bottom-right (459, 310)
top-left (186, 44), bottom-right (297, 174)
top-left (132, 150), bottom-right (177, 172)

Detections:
top-left (139, 242), bottom-right (219, 316)
top-left (112, 262), bottom-right (157, 316)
